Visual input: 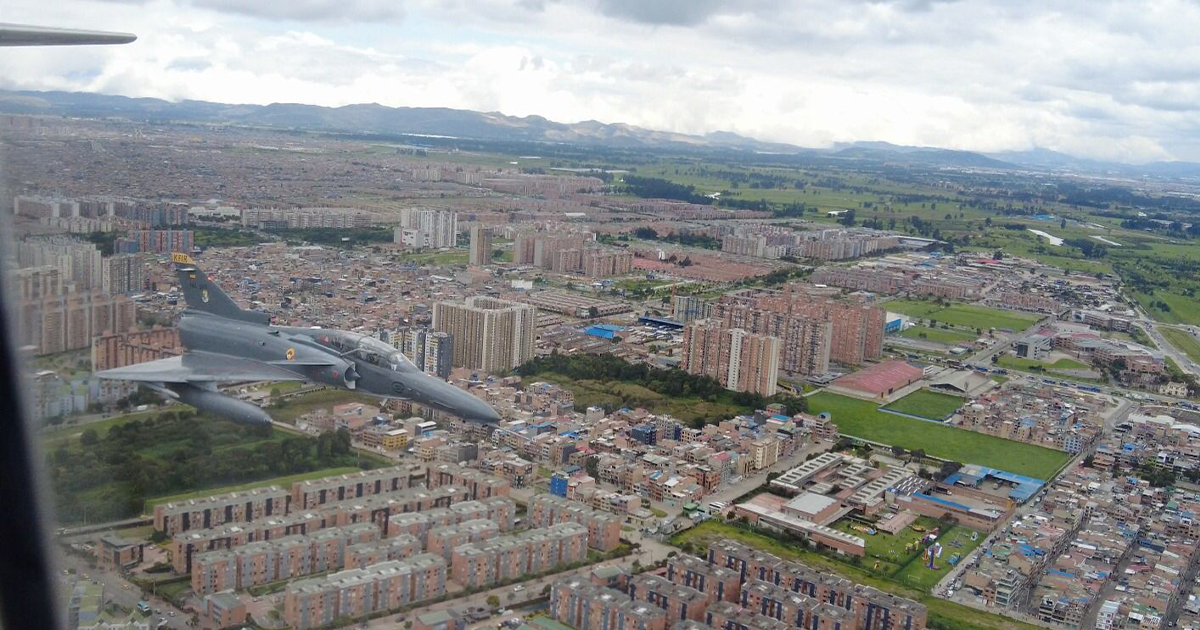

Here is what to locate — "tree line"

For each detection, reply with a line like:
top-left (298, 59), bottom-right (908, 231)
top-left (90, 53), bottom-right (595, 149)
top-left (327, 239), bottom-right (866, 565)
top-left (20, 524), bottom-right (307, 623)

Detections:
top-left (516, 352), bottom-right (807, 422)
top-left (46, 412), bottom-right (373, 524)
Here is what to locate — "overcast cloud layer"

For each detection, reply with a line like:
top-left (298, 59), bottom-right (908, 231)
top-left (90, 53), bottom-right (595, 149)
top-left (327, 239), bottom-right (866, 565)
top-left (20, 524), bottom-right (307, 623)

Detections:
top-left (3, 0), bottom-right (1199, 162)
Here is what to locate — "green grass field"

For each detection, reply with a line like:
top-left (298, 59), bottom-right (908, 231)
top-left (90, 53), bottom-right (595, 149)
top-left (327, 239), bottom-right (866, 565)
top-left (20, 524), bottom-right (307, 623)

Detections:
top-left (885, 300), bottom-right (1041, 332)
top-left (806, 392), bottom-right (1069, 478)
top-left (995, 355), bottom-right (1089, 372)
top-left (1162, 327), bottom-right (1200, 364)
top-left (672, 521), bottom-right (1039, 630)
top-left (529, 373), bottom-right (746, 426)
top-left (268, 389), bottom-right (381, 424)
top-left (144, 467), bottom-right (363, 510)
top-left (882, 390), bottom-right (966, 420)
top-left (396, 250), bottom-right (468, 266)
top-left (893, 525), bottom-right (983, 591)
top-left (42, 410), bottom-right (168, 449)
top-left (899, 325), bottom-right (979, 345)
top-left (832, 516), bottom-right (939, 575)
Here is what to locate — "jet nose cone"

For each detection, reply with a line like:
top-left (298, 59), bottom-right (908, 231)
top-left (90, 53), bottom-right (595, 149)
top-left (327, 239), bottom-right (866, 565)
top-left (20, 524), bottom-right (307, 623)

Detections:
top-left (473, 399), bottom-right (502, 424)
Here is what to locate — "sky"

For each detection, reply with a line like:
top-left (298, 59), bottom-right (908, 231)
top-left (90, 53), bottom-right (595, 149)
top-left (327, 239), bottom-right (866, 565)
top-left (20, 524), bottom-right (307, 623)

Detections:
top-left (3, 0), bottom-right (1200, 163)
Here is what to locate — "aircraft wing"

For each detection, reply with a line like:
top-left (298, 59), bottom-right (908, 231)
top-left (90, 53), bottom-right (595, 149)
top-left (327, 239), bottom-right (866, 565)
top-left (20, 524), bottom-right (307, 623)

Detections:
top-left (98, 352), bottom-right (308, 384)
top-left (0, 23), bottom-right (136, 46)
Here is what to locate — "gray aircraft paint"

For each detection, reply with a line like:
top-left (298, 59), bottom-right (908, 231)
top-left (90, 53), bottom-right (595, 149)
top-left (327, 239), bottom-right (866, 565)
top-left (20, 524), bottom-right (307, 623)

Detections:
top-left (99, 253), bottom-right (501, 426)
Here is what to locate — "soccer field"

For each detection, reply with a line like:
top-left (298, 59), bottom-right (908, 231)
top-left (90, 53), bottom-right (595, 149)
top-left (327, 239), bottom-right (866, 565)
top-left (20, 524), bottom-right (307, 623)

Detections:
top-left (807, 392), bottom-right (1069, 479)
top-left (886, 299), bottom-right (1041, 332)
top-left (882, 390), bottom-right (966, 420)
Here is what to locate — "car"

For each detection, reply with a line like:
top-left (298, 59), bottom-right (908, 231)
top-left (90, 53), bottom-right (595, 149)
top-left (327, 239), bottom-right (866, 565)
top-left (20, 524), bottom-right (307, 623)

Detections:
top-left (513, 585), bottom-right (524, 592)
top-left (169, 611), bottom-right (176, 617)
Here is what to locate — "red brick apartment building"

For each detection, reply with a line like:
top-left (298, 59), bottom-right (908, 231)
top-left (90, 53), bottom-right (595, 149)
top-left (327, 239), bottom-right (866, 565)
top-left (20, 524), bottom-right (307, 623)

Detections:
top-left (527, 494), bottom-right (622, 551)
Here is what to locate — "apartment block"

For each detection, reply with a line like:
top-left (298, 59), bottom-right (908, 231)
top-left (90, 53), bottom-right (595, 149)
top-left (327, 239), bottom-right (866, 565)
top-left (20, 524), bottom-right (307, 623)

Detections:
top-left (344, 535), bottom-right (421, 570)
top-left (15, 266), bottom-right (137, 355)
top-left (153, 486), bottom-right (288, 536)
top-left (386, 496), bottom-right (517, 538)
top-left (711, 298), bottom-right (831, 376)
top-left (449, 522), bottom-right (588, 588)
top-left (682, 321), bottom-right (781, 396)
top-left (433, 296), bottom-right (537, 372)
top-left (284, 555), bottom-right (447, 630)
top-left (95, 535), bottom-right (144, 572)
top-left (396, 209), bottom-right (458, 249)
top-left (527, 494), bottom-right (623, 551)
top-left (241, 207), bottom-right (377, 229)
top-left (91, 327), bottom-right (182, 371)
top-left (667, 555), bottom-right (742, 604)
top-left (425, 519), bottom-right (499, 559)
top-left (115, 229), bottom-right (193, 254)
top-left (630, 574), bottom-right (710, 622)
top-left (705, 600), bottom-right (792, 630)
top-left (204, 591), bottom-right (247, 629)
top-left (191, 523), bottom-right (378, 595)
top-left (705, 541), bottom-right (927, 630)
top-left (427, 463), bottom-right (512, 499)
top-left (289, 465), bottom-right (428, 511)
top-left (551, 579), bottom-right (668, 630)
top-left (469, 225), bottom-right (492, 265)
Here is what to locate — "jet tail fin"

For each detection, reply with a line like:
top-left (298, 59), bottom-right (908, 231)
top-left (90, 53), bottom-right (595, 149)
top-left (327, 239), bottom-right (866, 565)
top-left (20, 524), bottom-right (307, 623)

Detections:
top-left (172, 253), bottom-right (271, 324)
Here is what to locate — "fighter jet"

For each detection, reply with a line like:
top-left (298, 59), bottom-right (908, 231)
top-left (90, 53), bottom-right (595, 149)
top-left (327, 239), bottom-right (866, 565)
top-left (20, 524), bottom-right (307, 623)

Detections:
top-left (98, 253), bottom-right (501, 426)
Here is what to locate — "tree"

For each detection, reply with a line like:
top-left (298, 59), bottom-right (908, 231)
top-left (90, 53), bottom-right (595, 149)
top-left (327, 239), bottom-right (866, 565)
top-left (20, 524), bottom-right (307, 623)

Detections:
top-left (486, 595), bottom-right (500, 608)
top-left (80, 429), bottom-right (99, 447)
top-left (584, 455), bottom-right (600, 480)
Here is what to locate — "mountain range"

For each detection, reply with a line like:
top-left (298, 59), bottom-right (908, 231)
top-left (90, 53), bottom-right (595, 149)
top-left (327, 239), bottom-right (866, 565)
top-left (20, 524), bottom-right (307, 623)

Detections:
top-left (2, 89), bottom-right (1198, 180)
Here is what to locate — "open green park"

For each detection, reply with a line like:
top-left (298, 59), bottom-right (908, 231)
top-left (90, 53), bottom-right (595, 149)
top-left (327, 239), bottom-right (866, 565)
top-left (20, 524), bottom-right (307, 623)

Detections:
top-left (881, 390), bottom-right (967, 421)
top-left (885, 299), bottom-right (1041, 333)
top-left (42, 390), bottom-right (391, 524)
top-left (806, 392), bottom-right (1069, 479)
top-left (673, 521), bottom-right (1035, 630)
top-left (1162, 327), bottom-right (1200, 364)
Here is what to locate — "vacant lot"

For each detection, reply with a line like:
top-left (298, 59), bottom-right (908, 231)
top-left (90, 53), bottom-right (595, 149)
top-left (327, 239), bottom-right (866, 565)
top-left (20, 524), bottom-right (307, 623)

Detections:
top-left (886, 300), bottom-right (1041, 332)
top-left (899, 325), bottom-right (978, 346)
top-left (806, 392), bottom-right (1069, 479)
top-left (882, 390), bottom-right (966, 420)
top-left (1162, 327), bottom-right (1200, 364)
top-left (996, 355), bottom-right (1089, 372)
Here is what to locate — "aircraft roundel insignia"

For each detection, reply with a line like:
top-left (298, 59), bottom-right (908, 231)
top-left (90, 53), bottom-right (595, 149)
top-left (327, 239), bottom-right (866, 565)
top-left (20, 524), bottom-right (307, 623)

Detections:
top-left (286, 348), bottom-right (296, 361)
top-left (201, 289), bottom-right (209, 303)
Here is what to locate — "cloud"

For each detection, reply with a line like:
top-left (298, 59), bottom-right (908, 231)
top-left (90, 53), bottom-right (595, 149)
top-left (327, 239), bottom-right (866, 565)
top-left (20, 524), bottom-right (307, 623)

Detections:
top-left (3, 0), bottom-right (1200, 162)
top-left (92, 0), bottom-right (406, 22)
top-left (592, 0), bottom-right (733, 25)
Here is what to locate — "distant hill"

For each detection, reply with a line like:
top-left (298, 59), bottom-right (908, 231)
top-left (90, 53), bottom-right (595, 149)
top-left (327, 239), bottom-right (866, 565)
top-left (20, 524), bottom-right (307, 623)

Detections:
top-left (4, 89), bottom-right (1200, 180)
top-left (0, 89), bottom-right (802, 153)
